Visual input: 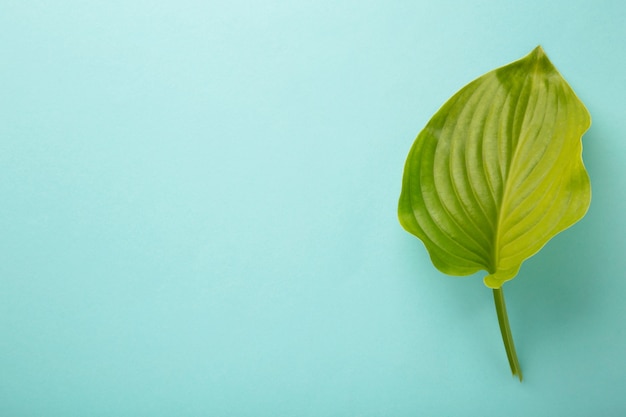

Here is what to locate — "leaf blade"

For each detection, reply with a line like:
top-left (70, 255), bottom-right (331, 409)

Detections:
top-left (398, 46), bottom-right (591, 288)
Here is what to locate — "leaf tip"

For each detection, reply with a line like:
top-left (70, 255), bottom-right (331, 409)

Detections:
top-left (532, 45), bottom-right (546, 57)
top-left (525, 45), bottom-right (560, 75)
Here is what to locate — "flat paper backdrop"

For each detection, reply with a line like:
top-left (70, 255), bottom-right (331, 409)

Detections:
top-left (1, 1), bottom-right (625, 416)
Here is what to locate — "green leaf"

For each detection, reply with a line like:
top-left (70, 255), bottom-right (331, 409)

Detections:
top-left (398, 46), bottom-right (591, 289)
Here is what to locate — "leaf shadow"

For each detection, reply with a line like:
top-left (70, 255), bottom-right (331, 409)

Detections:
top-left (395, 120), bottom-right (613, 374)
top-left (504, 122), bottom-right (609, 361)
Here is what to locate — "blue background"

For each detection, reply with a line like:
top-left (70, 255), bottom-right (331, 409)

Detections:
top-left (2, 0), bottom-right (625, 415)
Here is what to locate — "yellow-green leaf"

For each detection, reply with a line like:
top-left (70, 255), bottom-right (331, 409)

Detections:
top-left (398, 46), bottom-right (591, 289)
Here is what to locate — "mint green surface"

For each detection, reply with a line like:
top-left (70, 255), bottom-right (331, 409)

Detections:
top-left (1, 1), bottom-right (625, 416)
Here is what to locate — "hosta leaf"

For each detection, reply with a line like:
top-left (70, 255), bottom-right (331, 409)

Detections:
top-left (398, 46), bottom-right (591, 289)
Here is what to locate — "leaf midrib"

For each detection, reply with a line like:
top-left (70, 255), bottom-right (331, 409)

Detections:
top-left (491, 64), bottom-right (537, 274)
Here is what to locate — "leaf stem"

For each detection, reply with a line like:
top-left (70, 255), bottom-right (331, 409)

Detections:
top-left (493, 287), bottom-right (523, 381)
